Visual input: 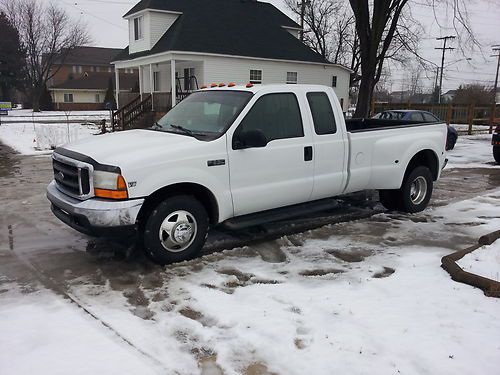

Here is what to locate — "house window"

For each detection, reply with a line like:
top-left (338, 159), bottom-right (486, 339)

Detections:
top-left (95, 66), bottom-right (100, 72)
top-left (108, 67), bottom-right (112, 73)
top-left (250, 69), bottom-right (262, 84)
top-left (90, 66), bottom-right (95, 72)
top-left (153, 71), bottom-right (160, 91)
top-left (134, 16), bottom-right (143, 41)
top-left (332, 75), bottom-right (337, 87)
top-left (95, 94), bottom-right (101, 103)
top-left (64, 93), bottom-right (74, 103)
top-left (73, 66), bottom-right (82, 73)
top-left (286, 71), bottom-right (298, 84)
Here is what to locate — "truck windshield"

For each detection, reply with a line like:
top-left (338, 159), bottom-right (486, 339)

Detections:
top-left (154, 91), bottom-right (252, 137)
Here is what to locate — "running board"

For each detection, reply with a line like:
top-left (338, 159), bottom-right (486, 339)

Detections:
top-left (220, 198), bottom-right (340, 230)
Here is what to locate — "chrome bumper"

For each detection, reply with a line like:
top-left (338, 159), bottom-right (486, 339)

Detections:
top-left (47, 181), bottom-right (144, 236)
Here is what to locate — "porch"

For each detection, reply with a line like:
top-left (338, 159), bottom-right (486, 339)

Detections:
top-left (113, 58), bottom-right (202, 129)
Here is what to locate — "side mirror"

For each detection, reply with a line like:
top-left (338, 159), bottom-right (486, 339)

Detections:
top-left (233, 129), bottom-right (268, 149)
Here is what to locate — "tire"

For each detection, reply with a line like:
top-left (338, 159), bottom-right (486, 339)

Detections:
top-left (494, 146), bottom-right (500, 164)
top-left (378, 189), bottom-right (402, 211)
top-left (399, 166), bottom-right (433, 213)
top-left (143, 195), bottom-right (208, 265)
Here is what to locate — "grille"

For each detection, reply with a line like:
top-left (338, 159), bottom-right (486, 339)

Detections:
top-left (53, 156), bottom-right (92, 198)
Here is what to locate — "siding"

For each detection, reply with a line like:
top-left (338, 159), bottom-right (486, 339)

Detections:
top-left (150, 13), bottom-right (179, 49)
top-left (202, 56), bottom-right (350, 110)
top-left (129, 12), bottom-right (150, 54)
top-left (129, 11), bottom-right (179, 54)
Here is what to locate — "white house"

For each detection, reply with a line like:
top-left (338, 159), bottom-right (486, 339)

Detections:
top-left (112, 0), bottom-right (351, 113)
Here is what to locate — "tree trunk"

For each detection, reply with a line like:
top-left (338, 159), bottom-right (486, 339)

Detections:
top-left (32, 85), bottom-right (41, 112)
top-left (354, 72), bottom-right (375, 118)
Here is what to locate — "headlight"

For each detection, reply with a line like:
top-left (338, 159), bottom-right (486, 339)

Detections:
top-left (93, 170), bottom-right (128, 199)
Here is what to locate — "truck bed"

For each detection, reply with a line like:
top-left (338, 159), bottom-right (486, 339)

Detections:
top-left (346, 118), bottom-right (440, 133)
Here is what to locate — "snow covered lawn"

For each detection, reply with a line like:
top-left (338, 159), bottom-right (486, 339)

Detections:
top-left (459, 241), bottom-right (500, 281)
top-left (0, 122), bottom-right (99, 155)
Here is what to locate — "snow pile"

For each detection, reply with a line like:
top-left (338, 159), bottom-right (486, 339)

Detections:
top-left (459, 241), bottom-right (500, 281)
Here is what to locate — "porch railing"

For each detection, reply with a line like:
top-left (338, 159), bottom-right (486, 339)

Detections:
top-left (112, 94), bottom-right (153, 131)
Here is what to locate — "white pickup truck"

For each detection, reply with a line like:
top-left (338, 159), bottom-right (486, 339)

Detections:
top-left (47, 84), bottom-right (447, 264)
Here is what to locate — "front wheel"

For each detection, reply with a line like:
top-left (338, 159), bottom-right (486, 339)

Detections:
top-left (399, 166), bottom-right (433, 213)
top-left (143, 195), bottom-right (208, 265)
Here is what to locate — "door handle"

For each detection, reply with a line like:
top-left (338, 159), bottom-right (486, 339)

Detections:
top-left (304, 146), bottom-right (313, 161)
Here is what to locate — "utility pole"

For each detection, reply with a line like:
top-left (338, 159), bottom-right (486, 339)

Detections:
top-left (435, 35), bottom-right (456, 103)
top-left (492, 46), bottom-right (500, 104)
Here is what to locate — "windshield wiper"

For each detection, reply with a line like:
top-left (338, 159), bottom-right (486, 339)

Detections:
top-left (151, 122), bottom-right (163, 131)
top-left (170, 124), bottom-right (206, 137)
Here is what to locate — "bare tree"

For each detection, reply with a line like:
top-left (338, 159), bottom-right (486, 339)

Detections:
top-left (285, 0), bottom-right (342, 59)
top-left (1, 0), bottom-right (90, 111)
top-left (348, 0), bottom-right (477, 118)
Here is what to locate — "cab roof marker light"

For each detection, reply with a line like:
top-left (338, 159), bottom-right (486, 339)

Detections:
top-left (210, 83), bottom-right (218, 87)
top-left (246, 83), bottom-right (254, 88)
top-left (228, 82), bottom-right (236, 87)
top-left (200, 85), bottom-right (208, 89)
top-left (219, 83), bottom-right (226, 87)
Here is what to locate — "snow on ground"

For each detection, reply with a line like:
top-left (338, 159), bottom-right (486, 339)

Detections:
top-left (0, 122), bottom-right (99, 155)
top-left (446, 133), bottom-right (496, 169)
top-left (459, 241), bottom-right (500, 281)
top-left (3, 190), bottom-right (498, 374)
top-left (0, 282), bottom-right (161, 375)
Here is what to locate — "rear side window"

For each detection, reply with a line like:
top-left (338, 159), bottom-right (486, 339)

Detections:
top-left (237, 93), bottom-right (303, 142)
top-left (409, 112), bottom-right (424, 121)
top-left (423, 113), bottom-right (439, 122)
top-left (307, 92), bottom-right (336, 135)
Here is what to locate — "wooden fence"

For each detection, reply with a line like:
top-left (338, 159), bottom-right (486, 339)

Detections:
top-left (372, 102), bottom-right (500, 134)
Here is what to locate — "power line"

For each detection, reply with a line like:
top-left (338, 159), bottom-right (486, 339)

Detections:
top-left (55, 0), bottom-right (128, 31)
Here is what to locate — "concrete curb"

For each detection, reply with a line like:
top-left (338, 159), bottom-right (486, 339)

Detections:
top-left (441, 230), bottom-right (500, 298)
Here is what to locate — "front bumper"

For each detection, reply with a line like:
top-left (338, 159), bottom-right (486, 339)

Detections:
top-left (46, 181), bottom-right (144, 237)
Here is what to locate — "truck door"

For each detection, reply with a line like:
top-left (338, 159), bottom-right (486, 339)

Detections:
top-left (306, 91), bottom-right (347, 200)
top-left (227, 92), bottom-right (314, 217)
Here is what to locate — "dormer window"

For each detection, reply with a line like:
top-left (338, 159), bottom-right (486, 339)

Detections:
top-left (134, 16), bottom-right (143, 40)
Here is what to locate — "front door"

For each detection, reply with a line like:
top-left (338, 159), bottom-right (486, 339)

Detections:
top-left (184, 68), bottom-right (195, 91)
top-left (227, 92), bottom-right (314, 217)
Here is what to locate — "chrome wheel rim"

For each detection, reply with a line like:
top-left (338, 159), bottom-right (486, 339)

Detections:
top-left (158, 210), bottom-right (197, 252)
top-left (410, 176), bottom-right (427, 205)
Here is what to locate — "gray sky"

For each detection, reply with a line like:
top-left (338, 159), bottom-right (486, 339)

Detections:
top-left (47, 0), bottom-right (500, 93)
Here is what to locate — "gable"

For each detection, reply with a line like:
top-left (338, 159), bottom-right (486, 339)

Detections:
top-left (116, 0), bottom-right (329, 64)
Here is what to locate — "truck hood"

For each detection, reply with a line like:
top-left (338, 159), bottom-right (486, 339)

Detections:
top-left (62, 129), bottom-right (200, 167)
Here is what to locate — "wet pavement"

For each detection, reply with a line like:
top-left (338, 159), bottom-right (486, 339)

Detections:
top-left (1, 141), bottom-right (499, 374)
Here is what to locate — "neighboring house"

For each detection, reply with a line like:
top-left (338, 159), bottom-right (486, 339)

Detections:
top-left (112, 0), bottom-right (352, 112)
top-left (48, 46), bottom-right (139, 110)
top-left (441, 90), bottom-right (456, 103)
top-left (50, 72), bottom-right (138, 111)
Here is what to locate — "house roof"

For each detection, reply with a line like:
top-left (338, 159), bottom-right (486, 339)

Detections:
top-left (51, 72), bottom-right (138, 91)
top-left (115, 0), bottom-right (332, 65)
top-left (53, 46), bottom-right (124, 66)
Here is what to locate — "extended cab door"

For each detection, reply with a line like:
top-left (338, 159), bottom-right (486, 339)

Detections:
top-left (306, 90), bottom-right (348, 200)
top-left (227, 92), bottom-right (314, 217)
